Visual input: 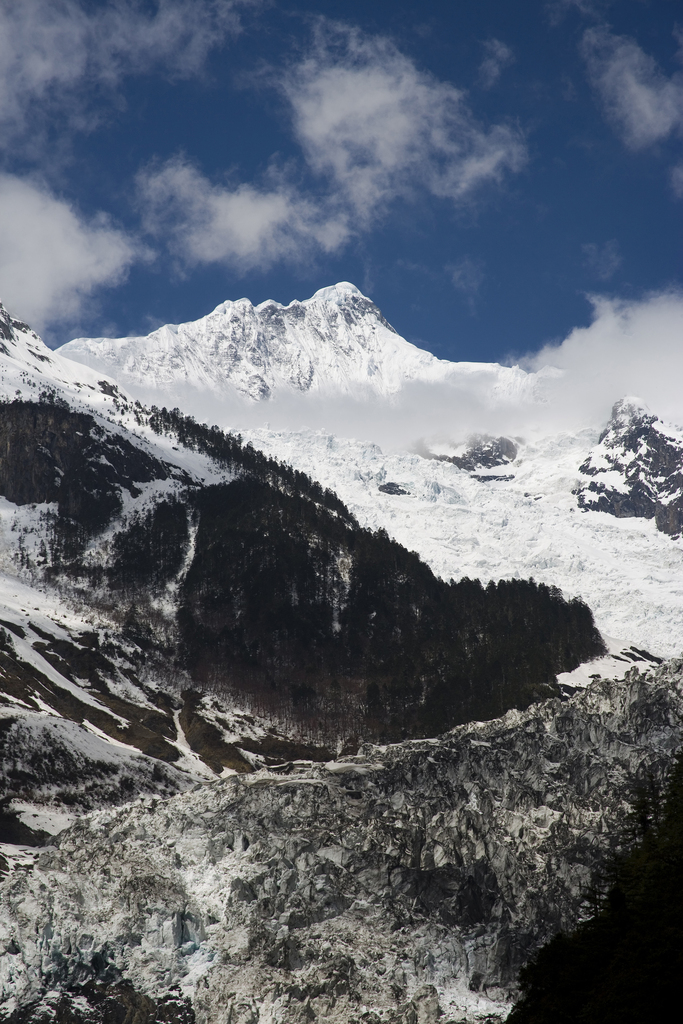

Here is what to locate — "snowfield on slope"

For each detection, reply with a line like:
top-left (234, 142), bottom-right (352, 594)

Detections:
top-left (241, 426), bottom-right (683, 658)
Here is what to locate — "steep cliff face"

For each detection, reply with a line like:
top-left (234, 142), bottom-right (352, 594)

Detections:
top-left (576, 398), bottom-right (683, 537)
top-left (2, 662), bottom-right (682, 1023)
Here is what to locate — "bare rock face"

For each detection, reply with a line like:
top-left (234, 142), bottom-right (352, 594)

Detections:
top-left (576, 398), bottom-right (683, 537)
top-left (438, 436), bottom-right (518, 474)
top-left (2, 662), bottom-right (683, 1023)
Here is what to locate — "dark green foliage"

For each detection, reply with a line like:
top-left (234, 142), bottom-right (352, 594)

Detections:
top-left (175, 476), bottom-right (604, 738)
top-left (108, 498), bottom-right (189, 591)
top-left (508, 752), bottom-right (683, 1024)
top-left (145, 403), bottom-right (351, 519)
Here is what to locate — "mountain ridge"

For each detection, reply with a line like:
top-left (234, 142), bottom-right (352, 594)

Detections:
top-left (59, 282), bottom-right (543, 406)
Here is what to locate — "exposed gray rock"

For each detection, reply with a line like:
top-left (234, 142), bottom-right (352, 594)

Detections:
top-left (576, 398), bottom-right (683, 537)
top-left (2, 661), bottom-right (683, 1022)
top-left (433, 436), bottom-right (518, 474)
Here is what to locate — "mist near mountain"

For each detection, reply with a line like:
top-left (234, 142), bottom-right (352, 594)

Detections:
top-left (61, 286), bottom-right (683, 454)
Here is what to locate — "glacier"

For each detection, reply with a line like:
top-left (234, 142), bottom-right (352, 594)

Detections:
top-left (2, 661), bottom-right (683, 1022)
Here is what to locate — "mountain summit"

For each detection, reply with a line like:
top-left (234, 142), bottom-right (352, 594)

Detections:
top-left (62, 283), bottom-right (443, 401)
top-left (60, 283), bottom-right (537, 405)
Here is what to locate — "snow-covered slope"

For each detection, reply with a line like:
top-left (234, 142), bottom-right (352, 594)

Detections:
top-left (240, 422), bottom-right (683, 657)
top-left (61, 282), bottom-right (542, 405)
top-left (0, 301), bottom-right (128, 414)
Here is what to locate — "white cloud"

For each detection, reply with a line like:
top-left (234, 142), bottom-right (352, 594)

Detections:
top-left (581, 239), bottom-right (622, 280)
top-left (0, 0), bottom-right (250, 148)
top-left (136, 157), bottom-right (350, 271)
top-left (581, 26), bottom-right (683, 149)
top-left (523, 290), bottom-right (683, 428)
top-left (478, 39), bottom-right (515, 89)
top-left (0, 1), bottom-right (256, 330)
top-left (449, 256), bottom-right (485, 312)
top-left (295, 291), bottom-right (683, 445)
top-left (136, 26), bottom-right (527, 273)
top-left (0, 174), bottom-right (140, 332)
top-left (282, 23), bottom-right (527, 221)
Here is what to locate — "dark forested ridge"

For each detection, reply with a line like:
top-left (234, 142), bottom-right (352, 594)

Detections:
top-left (0, 398), bottom-right (606, 741)
top-left (144, 402), bottom-right (351, 519)
top-left (172, 477), bottom-right (603, 738)
top-left (119, 406), bottom-right (605, 739)
top-left (508, 751), bottom-right (683, 1024)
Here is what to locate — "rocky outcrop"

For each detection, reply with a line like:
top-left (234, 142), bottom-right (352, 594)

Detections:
top-left (2, 662), bottom-right (682, 1023)
top-left (0, 305), bottom-right (40, 353)
top-left (576, 398), bottom-right (683, 537)
top-left (435, 436), bottom-right (518, 474)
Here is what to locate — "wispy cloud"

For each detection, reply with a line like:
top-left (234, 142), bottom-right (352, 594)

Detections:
top-left (671, 163), bottom-right (683, 199)
top-left (546, 0), bottom-right (614, 22)
top-left (0, 0), bottom-right (253, 155)
top-left (142, 22), bottom-right (528, 274)
top-left (136, 157), bottom-right (349, 272)
top-left (0, 174), bottom-right (142, 333)
top-left (478, 39), bottom-right (515, 89)
top-left (448, 256), bottom-right (485, 312)
top-left (282, 23), bottom-right (527, 220)
top-left (581, 25), bottom-right (683, 150)
top-left (581, 239), bottom-right (622, 280)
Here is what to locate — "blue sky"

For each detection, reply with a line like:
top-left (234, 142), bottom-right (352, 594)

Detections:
top-left (0, 0), bottom-right (681, 363)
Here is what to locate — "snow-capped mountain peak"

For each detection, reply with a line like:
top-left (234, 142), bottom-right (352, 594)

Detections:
top-left (291, 280), bottom-right (365, 308)
top-left (607, 396), bottom-right (652, 430)
top-left (576, 396), bottom-right (683, 536)
top-left (60, 283), bottom-right (543, 408)
top-left (61, 282), bottom-right (443, 402)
